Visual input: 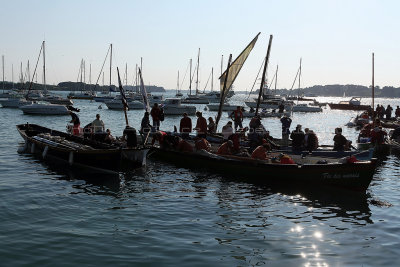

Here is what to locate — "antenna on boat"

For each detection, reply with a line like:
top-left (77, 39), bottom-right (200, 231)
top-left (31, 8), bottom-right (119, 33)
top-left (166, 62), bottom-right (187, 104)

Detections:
top-left (255, 35), bottom-right (273, 116)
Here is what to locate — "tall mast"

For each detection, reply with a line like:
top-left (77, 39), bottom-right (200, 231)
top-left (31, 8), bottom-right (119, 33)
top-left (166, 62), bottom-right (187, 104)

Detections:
top-left (12, 64), bottom-right (14, 89)
top-left (109, 44), bottom-right (112, 95)
top-left (196, 48), bottom-right (200, 95)
top-left (274, 65), bottom-right (278, 93)
top-left (42, 41), bottom-right (46, 91)
top-left (89, 63), bottom-right (91, 85)
top-left (135, 64), bottom-right (138, 93)
top-left (177, 70), bottom-right (179, 94)
top-left (298, 58), bottom-right (302, 98)
top-left (220, 55), bottom-right (223, 75)
top-left (372, 53), bottom-right (375, 109)
top-left (189, 58), bottom-right (192, 95)
top-left (27, 60), bottom-right (30, 84)
top-left (2, 55), bottom-right (4, 93)
top-left (102, 72), bottom-right (104, 86)
top-left (211, 67), bottom-right (213, 92)
top-left (80, 59), bottom-right (83, 92)
top-left (125, 63), bottom-right (128, 87)
top-left (83, 60), bottom-right (86, 91)
top-left (20, 62), bottom-right (23, 84)
top-left (256, 35), bottom-right (273, 116)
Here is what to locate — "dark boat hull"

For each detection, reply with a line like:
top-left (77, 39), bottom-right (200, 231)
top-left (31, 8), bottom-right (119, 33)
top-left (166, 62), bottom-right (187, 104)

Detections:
top-left (328, 103), bottom-right (371, 111)
top-left (17, 124), bottom-right (149, 172)
top-left (150, 148), bottom-right (377, 192)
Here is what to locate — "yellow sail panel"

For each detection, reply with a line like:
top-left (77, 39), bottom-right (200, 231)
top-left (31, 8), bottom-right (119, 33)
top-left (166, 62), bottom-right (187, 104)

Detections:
top-left (219, 32), bottom-right (260, 98)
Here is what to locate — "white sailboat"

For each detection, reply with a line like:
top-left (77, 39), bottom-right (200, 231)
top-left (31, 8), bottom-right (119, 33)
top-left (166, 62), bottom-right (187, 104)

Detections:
top-left (20, 41), bottom-right (70, 115)
top-left (162, 98), bottom-right (196, 115)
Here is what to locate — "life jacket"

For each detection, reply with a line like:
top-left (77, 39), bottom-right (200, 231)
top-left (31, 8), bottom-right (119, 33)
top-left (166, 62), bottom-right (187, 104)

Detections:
top-left (280, 155), bottom-right (295, 164)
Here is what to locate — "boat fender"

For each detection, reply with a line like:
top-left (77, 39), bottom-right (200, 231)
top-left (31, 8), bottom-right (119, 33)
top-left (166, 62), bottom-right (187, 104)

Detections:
top-left (31, 143), bottom-right (35, 153)
top-left (69, 151), bottom-right (74, 165)
top-left (42, 146), bottom-right (49, 158)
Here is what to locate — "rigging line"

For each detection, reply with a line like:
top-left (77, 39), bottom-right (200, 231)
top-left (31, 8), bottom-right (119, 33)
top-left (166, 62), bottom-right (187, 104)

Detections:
top-left (202, 69), bottom-right (212, 93)
top-left (180, 60), bottom-right (190, 89)
top-left (246, 57), bottom-right (265, 100)
top-left (25, 42), bottom-right (43, 95)
top-left (93, 45), bottom-right (111, 90)
top-left (289, 66), bottom-right (300, 93)
top-left (268, 68), bottom-right (277, 90)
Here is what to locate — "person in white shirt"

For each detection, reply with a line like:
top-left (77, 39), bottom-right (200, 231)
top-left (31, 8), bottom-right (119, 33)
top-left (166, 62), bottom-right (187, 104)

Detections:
top-left (92, 114), bottom-right (105, 133)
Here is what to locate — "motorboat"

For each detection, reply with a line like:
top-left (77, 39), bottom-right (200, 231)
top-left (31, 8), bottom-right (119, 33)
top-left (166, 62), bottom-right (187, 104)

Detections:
top-left (162, 98), bottom-right (196, 115)
top-left (181, 95), bottom-right (209, 104)
top-left (104, 99), bottom-right (144, 110)
top-left (0, 98), bottom-right (33, 108)
top-left (207, 103), bottom-right (242, 112)
top-left (328, 97), bottom-right (371, 111)
top-left (67, 91), bottom-right (96, 100)
top-left (291, 103), bottom-right (322, 112)
top-left (40, 95), bottom-right (73, 105)
top-left (20, 101), bottom-right (70, 115)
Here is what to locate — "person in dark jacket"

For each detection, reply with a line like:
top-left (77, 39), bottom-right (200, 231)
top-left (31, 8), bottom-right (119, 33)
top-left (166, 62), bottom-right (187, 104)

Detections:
top-left (179, 112), bottom-right (192, 139)
top-left (333, 127), bottom-right (349, 151)
top-left (150, 103), bottom-right (162, 131)
top-left (194, 111), bottom-right (207, 138)
top-left (306, 130), bottom-right (319, 152)
top-left (140, 112), bottom-right (151, 134)
top-left (290, 124), bottom-right (305, 151)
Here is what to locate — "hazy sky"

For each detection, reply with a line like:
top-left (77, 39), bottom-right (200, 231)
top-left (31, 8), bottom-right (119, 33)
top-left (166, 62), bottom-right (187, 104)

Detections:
top-left (1, 0), bottom-right (398, 91)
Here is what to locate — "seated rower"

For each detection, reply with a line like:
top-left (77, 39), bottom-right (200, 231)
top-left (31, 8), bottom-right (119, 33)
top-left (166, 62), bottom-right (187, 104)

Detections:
top-left (177, 137), bottom-right (194, 152)
top-left (104, 129), bottom-right (115, 143)
top-left (195, 137), bottom-right (211, 151)
top-left (279, 153), bottom-right (296, 164)
top-left (216, 140), bottom-right (234, 155)
top-left (251, 143), bottom-right (271, 160)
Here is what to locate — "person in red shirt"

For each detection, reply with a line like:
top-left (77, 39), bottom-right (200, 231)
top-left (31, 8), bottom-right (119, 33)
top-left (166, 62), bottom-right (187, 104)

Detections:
top-left (194, 111), bottom-right (207, 138)
top-left (195, 138), bottom-right (211, 151)
top-left (150, 103), bottom-right (162, 131)
top-left (279, 154), bottom-right (295, 164)
top-left (216, 140), bottom-right (233, 155)
top-left (151, 131), bottom-right (167, 146)
top-left (179, 112), bottom-right (192, 139)
top-left (230, 106), bottom-right (243, 131)
top-left (251, 143), bottom-right (271, 160)
top-left (370, 127), bottom-right (387, 144)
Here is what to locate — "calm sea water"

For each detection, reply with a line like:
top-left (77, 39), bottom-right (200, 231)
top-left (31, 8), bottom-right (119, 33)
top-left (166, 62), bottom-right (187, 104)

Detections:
top-left (0, 92), bottom-right (399, 266)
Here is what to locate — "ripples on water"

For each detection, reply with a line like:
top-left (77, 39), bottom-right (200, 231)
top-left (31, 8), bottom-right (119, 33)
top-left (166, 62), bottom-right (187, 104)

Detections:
top-left (0, 94), bottom-right (400, 266)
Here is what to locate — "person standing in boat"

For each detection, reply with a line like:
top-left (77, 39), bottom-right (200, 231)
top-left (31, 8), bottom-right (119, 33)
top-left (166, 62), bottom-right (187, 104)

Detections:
top-left (69, 111), bottom-right (80, 136)
top-left (333, 127), bottom-right (349, 151)
top-left (385, 105), bottom-right (393, 119)
top-left (221, 121), bottom-right (234, 140)
top-left (278, 102), bottom-right (285, 113)
top-left (370, 126), bottom-right (387, 145)
top-left (140, 112), bottom-right (151, 135)
top-left (194, 111), bottom-right (207, 138)
top-left (207, 117), bottom-right (216, 134)
top-left (395, 106), bottom-right (400, 118)
top-left (230, 106), bottom-right (243, 131)
top-left (92, 114), bottom-right (105, 133)
top-left (290, 124), bottom-right (305, 151)
top-left (150, 103), bottom-right (162, 131)
top-left (249, 115), bottom-right (262, 133)
top-left (179, 112), bottom-right (192, 139)
top-left (280, 115), bottom-right (292, 146)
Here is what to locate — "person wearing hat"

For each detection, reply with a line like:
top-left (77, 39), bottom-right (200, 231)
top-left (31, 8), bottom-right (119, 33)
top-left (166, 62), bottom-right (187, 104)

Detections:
top-left (179, 112), bottom-right (192, 139)
top-left (290, 124), bottom-right (305, 151)
top-left (333, 127), bottom-right (348, 151)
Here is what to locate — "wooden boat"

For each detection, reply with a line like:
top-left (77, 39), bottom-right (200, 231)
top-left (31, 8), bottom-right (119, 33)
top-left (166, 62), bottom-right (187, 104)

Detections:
top-left (17, 123), bottom-right (149, 172)
top-left (328, 97), bottom-right (371, 111)
top-left (150, 147), bottom-right (377, 192)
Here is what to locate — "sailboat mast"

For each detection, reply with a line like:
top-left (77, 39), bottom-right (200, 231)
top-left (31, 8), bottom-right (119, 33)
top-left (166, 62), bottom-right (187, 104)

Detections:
top-left (220, 55), bottom-right (223, 75)
top-left (211, 67), bottom-right (213, 92)
top-left (298, 58), bottom-right (302, 97)
top-left (177, 70), bottom-right (179, 94)
top-left (256, 35), bottom-right (273, 116)
top-left (2, 55), bottom-right (4, 93)
top-left (27, 60), bottom-right (30, 84)
top-left (274, 65), bottom-right (278, 93)
top-left (42, 41), bottom-right (46, 91)
top-left (135, 64), bottom-right (138, 93)
top-left (102, 72), bottom-right (104, 86)
top-left (109, 44), bottom-right (112, 95)
top-left (12, 64), bottom-right (14, 89)
top-left (372, 53), bottom-right (374, 109)
top-left (80, 59), bottom-right (83, 93)
top-left (125, 63), bottom-right (128, 87)
top-left (196, 48), bottom-right (200, 95)
top-left (189, 58), bottom-right (192, 95)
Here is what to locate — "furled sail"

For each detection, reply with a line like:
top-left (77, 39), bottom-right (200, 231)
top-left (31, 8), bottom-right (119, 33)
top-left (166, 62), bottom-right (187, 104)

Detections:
top-left (219, 32), bottom-right (260, 100)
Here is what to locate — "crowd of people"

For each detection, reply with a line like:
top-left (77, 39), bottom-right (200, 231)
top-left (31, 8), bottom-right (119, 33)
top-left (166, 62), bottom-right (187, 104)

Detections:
top-left (67, 99), bottom-right (400, 159)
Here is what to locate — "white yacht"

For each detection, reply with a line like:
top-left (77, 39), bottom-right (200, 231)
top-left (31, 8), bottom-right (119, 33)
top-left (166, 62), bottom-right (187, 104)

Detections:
top-left (207, 103), bottom-right (242, 112)
top-left (104, 99), bottom-right (144, 110)
top-left (181, 95), bottom-right (209, 104)
top-left (20, 102), bottom-right (70, 115)
top-left (162, 98), bottom-right (196, 115)
top-left (291, 103), bottom-right (322, 113)
top-left (0, 98), bottom-right (32, 108)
